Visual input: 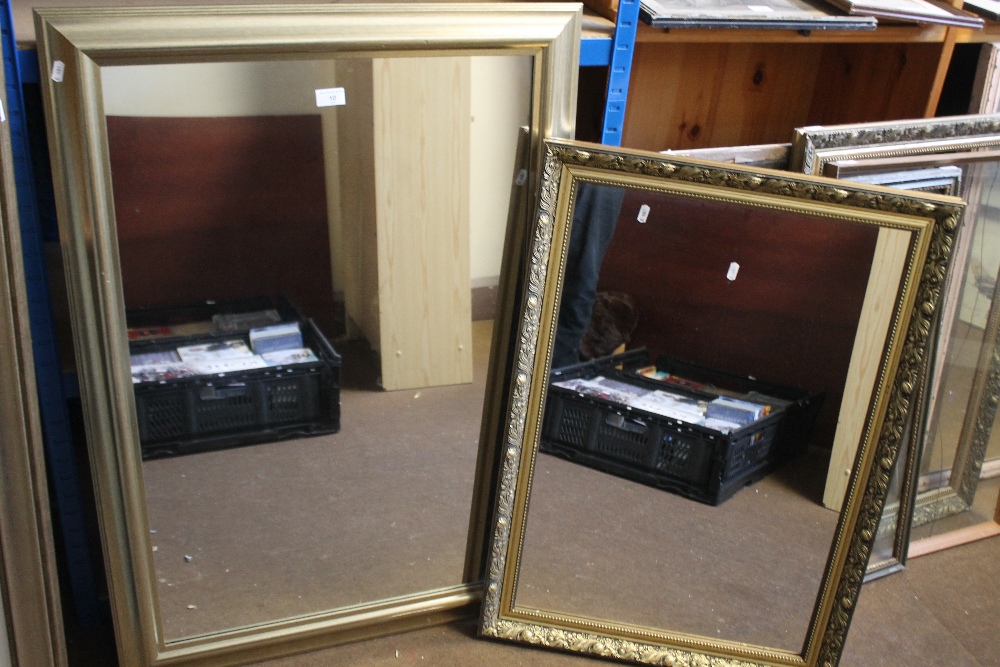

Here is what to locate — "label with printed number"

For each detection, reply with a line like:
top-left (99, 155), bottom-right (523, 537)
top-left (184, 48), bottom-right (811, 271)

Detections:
top-left (315, 87), bottom-right (346, 107)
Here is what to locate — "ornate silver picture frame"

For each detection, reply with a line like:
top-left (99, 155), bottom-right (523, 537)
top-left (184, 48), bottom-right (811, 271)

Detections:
top-left (793, 117), bottom-right (1000, 555)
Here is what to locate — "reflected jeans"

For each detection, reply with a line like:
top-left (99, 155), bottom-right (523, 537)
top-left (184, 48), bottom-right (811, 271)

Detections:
top-left (551, 182), bottom-right (626, 369)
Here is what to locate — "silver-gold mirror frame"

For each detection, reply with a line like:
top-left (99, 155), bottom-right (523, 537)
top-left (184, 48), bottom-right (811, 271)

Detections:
top-left (792, 116), bottom-right (1000, 537)
top-left (0, 47), bottom-right (67, 667)
top-left (480, 139), bottom-right (963, 667)
top-left (34, 5), bottom-right (579, 665)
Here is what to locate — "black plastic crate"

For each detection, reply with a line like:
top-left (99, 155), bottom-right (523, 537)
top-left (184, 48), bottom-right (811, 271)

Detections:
top-left (128, 297), bottom-right (341, 460)
top-left (539, 349), bottom-right (823, 505)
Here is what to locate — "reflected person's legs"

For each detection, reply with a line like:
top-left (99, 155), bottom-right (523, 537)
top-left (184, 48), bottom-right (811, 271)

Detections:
top-left (551, 183), bottom-right (626, 369)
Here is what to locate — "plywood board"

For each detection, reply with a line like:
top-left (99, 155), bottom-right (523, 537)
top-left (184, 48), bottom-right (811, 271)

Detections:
top-left (823, 227), bottom-right (913, 511)
top-left (372, 57), bottom-right (473, 391)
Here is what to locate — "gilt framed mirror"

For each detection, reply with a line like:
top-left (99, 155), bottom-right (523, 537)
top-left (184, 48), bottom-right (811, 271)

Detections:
top-left (480, 139), bottom-right (962, 666)
top-left (34, 4), bottom-right (579, 665)
top-left (793, 117), bottom-right (1000, 558)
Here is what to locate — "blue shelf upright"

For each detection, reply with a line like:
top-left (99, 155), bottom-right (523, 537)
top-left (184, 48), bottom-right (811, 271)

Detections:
top-left (602, 0), bottom-right (640, 147)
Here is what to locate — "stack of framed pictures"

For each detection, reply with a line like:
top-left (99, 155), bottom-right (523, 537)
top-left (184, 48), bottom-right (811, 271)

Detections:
top-left (793, 114), bottom-right (1000, 576)
top-left (632, 0), bottom-right (981, 30)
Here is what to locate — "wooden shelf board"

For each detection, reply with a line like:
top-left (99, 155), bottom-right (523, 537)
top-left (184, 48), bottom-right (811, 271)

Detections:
top-left (909, 521), bottom-right (1000, 558)
top-left (955, 20), bottom-right (1000, 42)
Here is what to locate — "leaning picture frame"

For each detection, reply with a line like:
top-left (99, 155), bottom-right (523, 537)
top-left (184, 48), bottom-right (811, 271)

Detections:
top-left (0, 42), bottom-right (67, 667)
top-left (820, 161), bottom-right (962, 581)
top-left (793, 117), bottom-right (1000, 557)
top-left (481, 138), bottom-right (962, 667)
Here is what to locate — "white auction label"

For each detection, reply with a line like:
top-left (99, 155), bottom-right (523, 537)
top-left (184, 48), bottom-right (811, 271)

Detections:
top-left (727, 262), bottom-right (740, 281)
top-left (0, 101), bottom-right (5, 123)
top-left (637, 204), bottom-right (650, 223)
top-left (51, 61), bottom-right (65, 82)
top-left (748, 5), bottom-right (775, 10)
top-left (315, 87), bottom-right (346, 107)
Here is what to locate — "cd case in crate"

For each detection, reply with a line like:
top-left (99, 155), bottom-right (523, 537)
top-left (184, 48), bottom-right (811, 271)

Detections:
top-left (540, 349), bottom-right (823, 505)
top-left (127, 296), bottom-right (340, 460)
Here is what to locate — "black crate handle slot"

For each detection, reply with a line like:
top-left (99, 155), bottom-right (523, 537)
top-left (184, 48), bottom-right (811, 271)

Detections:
top-left (605, 413), bottom-right (647, 434)
top-left (199, 384), bottom-right (249, 401)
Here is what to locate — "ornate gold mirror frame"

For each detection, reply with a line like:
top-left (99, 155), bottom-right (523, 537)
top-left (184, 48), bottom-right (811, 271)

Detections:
top-left (34, 5), bottom-right (579, 665)
top-left (793, 116), bottom-right (1000, 548)
top-left (481, 139), bottom-right (962, 667)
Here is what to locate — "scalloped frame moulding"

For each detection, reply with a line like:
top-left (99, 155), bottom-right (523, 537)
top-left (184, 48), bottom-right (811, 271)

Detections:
top-left (33, 4), bottom-right (580, 666)
top-left (480, 139), bottom-right (964, 667)
top-left (792, 116), bottom-right (1000, 545)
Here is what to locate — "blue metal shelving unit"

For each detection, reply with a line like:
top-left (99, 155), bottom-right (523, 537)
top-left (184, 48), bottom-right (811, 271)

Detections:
top-left (580, 1), bottom-right (640, 147)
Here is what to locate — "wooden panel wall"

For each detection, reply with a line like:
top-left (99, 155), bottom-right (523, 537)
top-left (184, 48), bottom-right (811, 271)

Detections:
top-left (623, 42), bottom-right (823, 151)
top-left (594, 188), bottom-right (879, 449)
top-left (621, 41), bottom-right (944, 152)
top-left (807, 42), bottom-right (941, 125)
top-left (106, 115), bottom-right (338, 335)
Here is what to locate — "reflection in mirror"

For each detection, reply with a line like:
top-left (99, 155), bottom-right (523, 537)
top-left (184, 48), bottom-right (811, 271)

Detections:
top-left (791, 117), bottom-right (1000, 562)
top-left (101, 55), bottom-right (531, 641)
top-left (825, 163), bottom-right (962, 578)
top-left (481, 140), bottom-right (963, 667)
top-left (515, 182), bottom-right (880, 651)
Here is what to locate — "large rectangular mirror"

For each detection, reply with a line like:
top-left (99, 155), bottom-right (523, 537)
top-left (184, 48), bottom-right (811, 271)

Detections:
top-left (481, 139), bottom-right (962, 666)
top-left (34, 5), bottom-right (579, 665)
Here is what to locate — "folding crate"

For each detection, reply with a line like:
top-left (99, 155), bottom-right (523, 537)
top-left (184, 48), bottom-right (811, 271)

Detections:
top-left (539, 349), bottom-right (823, 505)
top-left (127, 296), bottom-right (340, 460)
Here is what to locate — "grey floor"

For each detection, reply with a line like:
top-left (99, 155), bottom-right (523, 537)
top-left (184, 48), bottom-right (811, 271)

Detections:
top-left (63, 532), bottom-right (1000, 666)
top-left (246, 535), bottom-right (1000, 667)
top-left (62, 321), bottom-right (1000, 666)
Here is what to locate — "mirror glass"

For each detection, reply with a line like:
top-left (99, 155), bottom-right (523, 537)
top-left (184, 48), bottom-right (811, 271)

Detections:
top-left (512, 182), bottom-right (882, 651)
top-left (911, 158), bottom-right (1000, 539)
top-left (481, 140), bottom-right (960, 667)
top-left (791, 118), bottom-right (1000, 568)
top-left (824, 162), bottom-right (963, 577)
top-left (100, 54), bottom-right (531, 641)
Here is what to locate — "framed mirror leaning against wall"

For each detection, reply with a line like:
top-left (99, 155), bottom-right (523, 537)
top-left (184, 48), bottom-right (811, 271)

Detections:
top-left (793, 116), bottom-right (1000, 559)
top-left (481, 139), bottom-right (963, 666)
top-left (817, 161), bottom-right (963, 580)
top-left (34, 5), bottom-right (579, 666)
